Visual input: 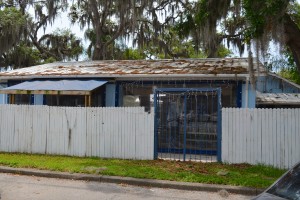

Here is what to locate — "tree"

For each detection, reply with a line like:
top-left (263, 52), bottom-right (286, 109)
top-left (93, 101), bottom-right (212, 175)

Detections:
top-left (69, 0), bottom-right (150, 60)
top-left (176, 0), bottom-right (300, 73)
top-left (267, 50), bottom-right (300, 84)
top-left (69, 0), bottom-right (198, 60)
top-left (0, 7), bottom-right (26, 56)
top-left (0, 42), bottom-right (43, 67)
top-left (0, 0), bottom-right (83, 68)
top-left (38, 29), bottom-right (83, 61)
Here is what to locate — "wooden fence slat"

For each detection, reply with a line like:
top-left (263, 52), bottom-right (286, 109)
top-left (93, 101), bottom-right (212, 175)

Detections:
top-left (276, 109), bottom-right (281, 168)
top-left (273, 109), bottom-right (278, 168)
top-left (221, 108), bottom-right (227, 162)
top-left (99, 107), bottom-right (105, 157)
top-left (231, 108), bottom-right (236, 163)
top-left (295, 109), bottom-right (300, 166)
top-left (0, 105), bottom-right (154, 160)
top-left (245, 109), bottom-right (251, 163)
top-left (261, 109), bottom-right (267, 165)
top-left (267, 109), bottom-right (272, 166)
top-left (287, 109), bottom-right (292, 168)
top-left (222, 108), bottom-right (300, 169)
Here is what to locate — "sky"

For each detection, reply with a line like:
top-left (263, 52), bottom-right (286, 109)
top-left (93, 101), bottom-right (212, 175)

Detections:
top-left (38, 11), bottom-right (85, 41)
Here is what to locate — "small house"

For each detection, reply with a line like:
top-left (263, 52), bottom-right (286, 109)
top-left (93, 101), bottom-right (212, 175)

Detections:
top-left (0, 58), bottom-right (299, 160)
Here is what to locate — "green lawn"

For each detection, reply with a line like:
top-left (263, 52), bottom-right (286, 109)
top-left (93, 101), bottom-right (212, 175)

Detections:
top-left (0, 153), bottom-right (285, 189)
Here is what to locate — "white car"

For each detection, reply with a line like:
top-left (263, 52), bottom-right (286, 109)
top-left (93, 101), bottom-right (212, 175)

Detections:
top-left (252, 162), bottom-right (300, 200)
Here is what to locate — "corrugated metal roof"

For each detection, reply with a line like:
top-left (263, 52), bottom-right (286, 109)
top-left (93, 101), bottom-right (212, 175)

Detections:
top-left (256, 92), bottom-right (300, 105)
top-left (1, 79), bottom-right (107, 95)
top-left (0, 58), bottom-right (266, 78)
top-left (2, 80), bottom-right (107, 91)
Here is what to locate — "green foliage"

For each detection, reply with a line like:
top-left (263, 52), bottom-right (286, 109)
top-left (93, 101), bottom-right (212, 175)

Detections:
top-left (84, 29), bottom-right (96, 58)
top-left (280, 67), bottom-right (300, 84)
top-left (42, 57), bottom-right (57, 64)
top-left (176, 14), bottom-right (196, 39)
top-left (0, 1), bottom-right (82, 68)
top-left (0, 7), bottom-right (26, 55)
top-left (195, 0), bottom-right (209, 25)
top-left (1, 42), bottom-right (43, 68)
top-left (243, 0), bottom-right (289, 40)
top-left (289, 2), bottom-right (300, 27)
top-left (9, 44), bottom-right (40, 65)
top-left (278, 51), bottom-right (300, 84)
top-left (266, 50), bottom-right (300, 84)
top-left (39, 28), bottom-right (83, 61)
top-left (217, 45), bottom-right (232, 58)
top-left (122, 48), bottom-right (146, 60)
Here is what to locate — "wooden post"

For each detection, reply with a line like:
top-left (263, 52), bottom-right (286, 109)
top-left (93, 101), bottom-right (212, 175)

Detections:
top-left (10, 94), bottom-right (15, 104)
top-left (85, 95), bottom-right (88, 107)
top-left (88, 95), bottom-right (92, 107)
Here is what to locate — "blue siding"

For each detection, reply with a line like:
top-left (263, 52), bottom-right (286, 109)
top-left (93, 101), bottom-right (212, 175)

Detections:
top-left (0, 83), bottom-right (8, 104)
top-left (118, 84), bottom-right (123, 106)
top-left (0, 94), bottom-right (7, 104)
top-left (105, 84), bottom-right (116, 107)
top-left (257, 76), bottom-right (300, 93)
top-left (242, 82), bottom-right (256, 108)
top-left (34, 95), bottom-right (44, 105)
top-left (236, 81), bottom-right (242, 108)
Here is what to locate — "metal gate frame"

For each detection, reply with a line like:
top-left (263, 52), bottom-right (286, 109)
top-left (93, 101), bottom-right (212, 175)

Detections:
top-left (154, 88), bottom-right (222, 162)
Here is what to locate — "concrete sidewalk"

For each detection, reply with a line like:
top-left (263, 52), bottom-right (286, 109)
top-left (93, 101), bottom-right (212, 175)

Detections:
top-left (0, 166), bottom-right (263, 196)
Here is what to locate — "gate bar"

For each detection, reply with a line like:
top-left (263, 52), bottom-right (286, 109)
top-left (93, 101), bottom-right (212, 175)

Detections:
top-left (183, 93), bottom-right (187, 161)
top-left (217, 88), bottom-right (222, 162)
top-left (154, 90), bottom-right (158, 159)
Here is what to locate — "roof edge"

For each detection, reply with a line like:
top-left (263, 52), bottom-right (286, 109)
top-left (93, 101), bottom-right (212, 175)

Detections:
top-left (0, 74), bottom-right (250, 81)
top-left (268, 72), bottom-right (300, 90)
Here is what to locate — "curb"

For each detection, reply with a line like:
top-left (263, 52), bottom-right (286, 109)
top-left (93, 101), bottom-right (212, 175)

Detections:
top-left (0, 166), bottom-right (263, 196)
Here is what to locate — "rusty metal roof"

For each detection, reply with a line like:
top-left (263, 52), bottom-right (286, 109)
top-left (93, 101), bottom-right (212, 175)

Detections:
top-left (0, 58), bottom-right (266, 79)
top-left (257, 92), bottom-right (300, 105)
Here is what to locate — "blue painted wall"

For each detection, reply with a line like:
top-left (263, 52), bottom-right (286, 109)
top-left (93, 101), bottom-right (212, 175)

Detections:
top-left (0, 94), bottom-right (7, 104)
top-left (118, 84), bottom-right (123, 106)
top-left (34, 95), bottom-right (44, 105)
top-left (257, 76), bottom-right (300, 93)
top-left (0, 84), bottom-right (7, 104)
top-left (105, 84), bottom-right (116, 107)
top-left (241, 82), bottom-right (256, 108)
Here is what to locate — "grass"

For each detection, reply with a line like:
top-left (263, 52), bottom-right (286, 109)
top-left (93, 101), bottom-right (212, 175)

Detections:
top-left (0, 152), bottom-right (286, 189)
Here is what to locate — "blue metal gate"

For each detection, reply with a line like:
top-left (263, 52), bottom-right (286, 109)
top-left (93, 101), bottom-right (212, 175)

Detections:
top-left (154, 88), bottom-right (221, 162)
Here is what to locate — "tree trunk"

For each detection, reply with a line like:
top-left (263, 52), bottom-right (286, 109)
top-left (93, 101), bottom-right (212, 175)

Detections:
top-left (92, 25), bottom-right (105, 60)
top-left (92, 44), bottom-right (104, 60)
top-left (284, 14), bottom-right (300, 72)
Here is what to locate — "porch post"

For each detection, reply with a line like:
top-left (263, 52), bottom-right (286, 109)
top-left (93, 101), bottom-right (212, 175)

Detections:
top-left (88, 95), bottom-right (92, 107)
top-left (84, 95), bottom-right (87, 107)
top-left (10, 94), bottom-right (15, 104)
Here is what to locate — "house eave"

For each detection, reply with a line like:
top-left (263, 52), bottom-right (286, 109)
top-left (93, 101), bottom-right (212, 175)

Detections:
top-left (0, 73), bottom-right (252, 81)
top-left (256, 101), bottom-right (300, 106)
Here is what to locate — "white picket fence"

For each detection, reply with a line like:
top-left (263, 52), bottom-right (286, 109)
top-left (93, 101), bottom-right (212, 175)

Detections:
top-left (222, 108), bottom-right (300, 169)
top-left (2, 105), bottom-right (299, 167)
top-left (0, 105), bottom-right (154, 160)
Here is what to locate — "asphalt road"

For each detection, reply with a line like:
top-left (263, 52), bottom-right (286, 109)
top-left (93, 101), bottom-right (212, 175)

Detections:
top-left (0, 173), bottom-right (254, 200)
